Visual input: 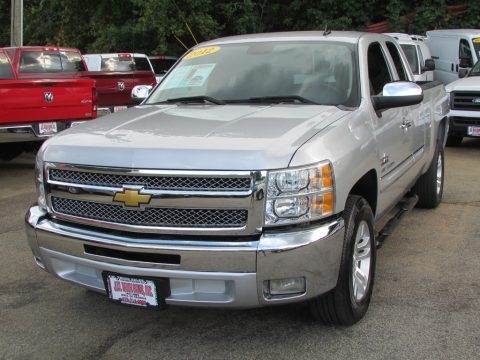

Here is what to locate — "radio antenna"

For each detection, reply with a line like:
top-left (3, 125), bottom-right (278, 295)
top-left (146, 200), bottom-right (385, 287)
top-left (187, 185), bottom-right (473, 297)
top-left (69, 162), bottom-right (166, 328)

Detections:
top-left (170, 0), bottom-right (199, 45)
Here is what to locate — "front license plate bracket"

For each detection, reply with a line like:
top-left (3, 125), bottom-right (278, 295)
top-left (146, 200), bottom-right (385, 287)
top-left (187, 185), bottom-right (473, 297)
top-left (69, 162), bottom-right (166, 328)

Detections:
top-left (467, 126), bottom-right (480, 137)
top-left (102, 272), bottom-right (170, 309)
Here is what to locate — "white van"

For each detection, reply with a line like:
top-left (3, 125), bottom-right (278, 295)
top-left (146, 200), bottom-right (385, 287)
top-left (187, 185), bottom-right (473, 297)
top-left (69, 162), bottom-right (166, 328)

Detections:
top-left (426, 29), bottom-right (480, 84)
top-left (385, 33), bottom-right (435, 82)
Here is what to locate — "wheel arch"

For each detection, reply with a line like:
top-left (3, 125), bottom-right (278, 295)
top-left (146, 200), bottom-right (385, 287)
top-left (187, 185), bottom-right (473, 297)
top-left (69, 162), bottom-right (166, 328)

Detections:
top-left (438, 115), bottom-right (448, 147)
top-left (347, 169), bottom-right (378, 216)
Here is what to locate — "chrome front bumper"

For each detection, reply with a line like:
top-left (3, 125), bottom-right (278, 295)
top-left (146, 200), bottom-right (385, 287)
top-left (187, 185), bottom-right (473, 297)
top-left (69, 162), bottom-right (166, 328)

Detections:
top-left (26, 206), bottom-right (345, 308)
top-left (0, 121), bottom-right (89, 143)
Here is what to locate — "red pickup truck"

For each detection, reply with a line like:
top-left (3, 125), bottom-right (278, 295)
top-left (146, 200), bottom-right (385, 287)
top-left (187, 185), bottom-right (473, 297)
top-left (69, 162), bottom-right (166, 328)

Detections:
top-left (0, 46), bottom-right (96, 160)
top-left (83, 53), bottom-right (157, 116)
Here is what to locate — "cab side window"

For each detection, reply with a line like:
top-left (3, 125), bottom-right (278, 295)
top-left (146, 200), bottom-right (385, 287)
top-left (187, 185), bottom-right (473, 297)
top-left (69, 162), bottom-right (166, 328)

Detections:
top-left (417, 45), bottom-right (424, 69)
top-left (368, 43), bottom-right (393, 95)
top-left (0, 53), bottom-right (14, 79)
top-left (459, 39), bottom-right (473, 67)
top-left (386, 41), bottom-right (408, 81)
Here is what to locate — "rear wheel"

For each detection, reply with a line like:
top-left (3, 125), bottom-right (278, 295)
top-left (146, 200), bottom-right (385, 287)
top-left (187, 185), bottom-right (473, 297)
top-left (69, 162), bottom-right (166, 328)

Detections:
top-left (310, 195), bottom-right (376, 325)
top-left (413, 142), bottom-right (444, 208)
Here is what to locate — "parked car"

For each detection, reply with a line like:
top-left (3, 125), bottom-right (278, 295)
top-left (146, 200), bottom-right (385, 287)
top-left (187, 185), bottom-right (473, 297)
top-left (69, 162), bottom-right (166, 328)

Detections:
top-left (149, 55), bottom-right (177, 82)
top-left (426, 29), bottom-right (480, 84)
top-left (385, 33), bottom-right (435, 82)
top-left (26, 32), bottom-right (449, 325)
top-left (443, 59), bottom-right (480, 146)
top-left (0, 46), bottom-right (96, 160)
top-left (83, 53), bottom-right (156, 116)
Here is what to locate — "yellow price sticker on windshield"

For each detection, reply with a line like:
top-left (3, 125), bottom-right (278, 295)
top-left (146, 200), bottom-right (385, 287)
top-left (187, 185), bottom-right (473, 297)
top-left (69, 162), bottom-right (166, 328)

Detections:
top-left (184, 46), bottom-right (220, 60)
top-left (473, 38), bottom-right (480, 43)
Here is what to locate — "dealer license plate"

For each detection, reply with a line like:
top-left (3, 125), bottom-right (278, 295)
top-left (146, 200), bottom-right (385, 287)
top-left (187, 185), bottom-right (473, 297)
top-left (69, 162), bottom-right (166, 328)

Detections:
top-left (39, 122), bottom-right (57, 135)
top-left (105, 274), bottom-right (159, 307)
top-left (113, 105), bottom-right (128, 113)
top-left (467, 126), bottom-right (480, 137)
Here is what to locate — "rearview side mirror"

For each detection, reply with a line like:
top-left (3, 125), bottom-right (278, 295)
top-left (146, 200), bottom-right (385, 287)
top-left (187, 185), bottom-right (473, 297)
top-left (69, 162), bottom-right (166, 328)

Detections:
top-left (372, 81), bottom-right (423, 111)
top-left (131, 85), bottom-right (153, 105)
top-left (422, 59), bottom-right (435, 72)
top-left (458, 68), bottom-right (469, 78)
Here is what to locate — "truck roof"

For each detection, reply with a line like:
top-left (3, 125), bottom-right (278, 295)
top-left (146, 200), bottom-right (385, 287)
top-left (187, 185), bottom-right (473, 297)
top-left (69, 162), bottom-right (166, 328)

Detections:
top-left (384, 33), bottom-right (427, 44)
top-left (1, 46), bottom-right (82, 52)
top-left (426, 29), bottom-right (480, 37)
top-left (198, 31), bottom-right (370, 46)
top-left (84, 53), bottom-right (149, 58)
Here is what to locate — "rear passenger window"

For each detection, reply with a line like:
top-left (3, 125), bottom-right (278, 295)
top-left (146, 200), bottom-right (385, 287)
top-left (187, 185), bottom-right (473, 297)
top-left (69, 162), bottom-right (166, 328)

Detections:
top-left (367, 43), bottom-right (392, 95)
top-left (19, 51), bottom-right (62, 73)
top-left (19, 51), bottom-right (85, 73)
top-left (60, 51), bottom-right (86, 72)
top-left (386, 42), bottom-right (408, 81)
top-left (0, 53), bottom-right (14, 79)
top-left (133, 57), bottom-right (151, 71)
top-left (101, 56), bottom-right (135, 71)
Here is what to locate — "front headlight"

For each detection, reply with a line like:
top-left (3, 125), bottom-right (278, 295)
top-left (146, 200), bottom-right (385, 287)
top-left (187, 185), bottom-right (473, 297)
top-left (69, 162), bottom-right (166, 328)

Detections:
top-left (35, 152), bottom-right (47, 210)
top-left (265, 161), bottom-right (334, 226)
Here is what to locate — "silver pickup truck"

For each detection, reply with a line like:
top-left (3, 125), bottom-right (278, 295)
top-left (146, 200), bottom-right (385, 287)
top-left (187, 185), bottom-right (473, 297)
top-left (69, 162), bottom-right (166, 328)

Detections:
top-left (26, 32), bottom-right (449, 325)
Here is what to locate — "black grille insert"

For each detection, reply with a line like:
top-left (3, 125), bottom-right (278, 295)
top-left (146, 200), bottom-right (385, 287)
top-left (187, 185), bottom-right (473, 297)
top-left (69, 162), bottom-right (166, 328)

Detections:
top-left (84, 245), bottom-right (181, 264)
top-left (52, 197), bottom-right (248, 228)
top-left (451, 91), bottom-right (480, 111)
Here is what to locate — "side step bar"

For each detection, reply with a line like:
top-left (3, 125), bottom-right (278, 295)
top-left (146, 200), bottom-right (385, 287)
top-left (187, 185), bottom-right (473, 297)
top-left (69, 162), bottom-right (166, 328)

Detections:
top-left (376, 193), bottom-right (418, 249)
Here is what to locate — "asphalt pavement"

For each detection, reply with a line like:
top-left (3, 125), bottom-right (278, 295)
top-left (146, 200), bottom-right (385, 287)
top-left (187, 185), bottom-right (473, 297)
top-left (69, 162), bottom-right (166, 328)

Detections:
top-left (1, 139), bottom-right (479, 360)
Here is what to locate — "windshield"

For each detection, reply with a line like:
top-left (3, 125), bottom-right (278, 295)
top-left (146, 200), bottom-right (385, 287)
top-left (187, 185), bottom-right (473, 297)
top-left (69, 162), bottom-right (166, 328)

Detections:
top-left (473, 38), bottom-right (480, 61)
top-left (146, 41), bottom-right (358, 107)
top-left (400, 44), bottom-right (419, 74)
top-left (469, 60), bottom-right (480, 76)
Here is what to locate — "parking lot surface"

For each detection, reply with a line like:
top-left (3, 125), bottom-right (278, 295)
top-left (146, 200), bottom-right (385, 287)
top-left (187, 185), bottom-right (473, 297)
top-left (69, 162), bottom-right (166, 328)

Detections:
top-left (1, 139), bottom-right (479, 360)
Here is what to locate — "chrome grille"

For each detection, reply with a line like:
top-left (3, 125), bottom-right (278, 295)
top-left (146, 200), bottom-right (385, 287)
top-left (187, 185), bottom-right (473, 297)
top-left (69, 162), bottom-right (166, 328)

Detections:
top-left (451, 91), bottom-right (480, 111)
top-left (51, 197), bottom-right (248, 228)
top-left (48, 168), bottom-right (251, 191)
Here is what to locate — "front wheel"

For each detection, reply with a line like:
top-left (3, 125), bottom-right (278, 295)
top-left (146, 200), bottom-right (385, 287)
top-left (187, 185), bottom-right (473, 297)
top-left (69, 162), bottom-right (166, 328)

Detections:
top-left (310, 195), bottom-right (376, 325)
top-left (446, 135), bottom-right (462, 147)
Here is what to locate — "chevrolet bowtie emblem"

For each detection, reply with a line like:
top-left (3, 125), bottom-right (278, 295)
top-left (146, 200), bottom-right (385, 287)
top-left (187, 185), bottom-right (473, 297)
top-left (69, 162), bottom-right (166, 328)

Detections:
top-left (113, 189), bottom-right (151, 208)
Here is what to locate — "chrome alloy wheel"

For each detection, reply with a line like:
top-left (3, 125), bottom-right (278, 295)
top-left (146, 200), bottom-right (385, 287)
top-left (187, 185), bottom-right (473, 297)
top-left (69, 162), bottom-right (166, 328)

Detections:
top-left (352, 220), bottom-right (372, 302)
top-left (436, 151), bottom-right (443, 195)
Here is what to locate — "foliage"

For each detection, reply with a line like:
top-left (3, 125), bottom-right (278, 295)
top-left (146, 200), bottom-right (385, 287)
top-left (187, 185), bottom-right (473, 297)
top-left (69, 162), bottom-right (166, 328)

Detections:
top-left (0, 0), bottom-right (478, 54)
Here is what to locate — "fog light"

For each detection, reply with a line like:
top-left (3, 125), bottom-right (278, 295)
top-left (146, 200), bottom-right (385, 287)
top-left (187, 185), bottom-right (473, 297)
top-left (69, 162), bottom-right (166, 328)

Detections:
top-left (265, 277), bottom-right (306, 297)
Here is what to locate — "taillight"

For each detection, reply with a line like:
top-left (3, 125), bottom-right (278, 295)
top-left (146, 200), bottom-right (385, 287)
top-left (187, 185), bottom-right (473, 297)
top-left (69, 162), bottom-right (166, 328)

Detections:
top-left (92, 87), bottom-right (98, 117)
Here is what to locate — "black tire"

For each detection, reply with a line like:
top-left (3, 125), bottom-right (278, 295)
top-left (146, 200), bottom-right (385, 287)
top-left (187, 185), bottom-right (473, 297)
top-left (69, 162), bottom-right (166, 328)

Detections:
top-left (0, 143), bottom-right (24, 161)
top-left (446, 135), bottom-right (462, 147)
top-left (309, 195), bottom-right (376, 325)
top-left (413, 142), bottom-right (444, 209)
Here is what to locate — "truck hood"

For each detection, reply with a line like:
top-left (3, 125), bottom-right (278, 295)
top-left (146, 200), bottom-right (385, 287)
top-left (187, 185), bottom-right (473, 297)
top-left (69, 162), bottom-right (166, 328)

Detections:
top-left (43, 104), bottom-right (348, 170)
top-left (446, 76), bottom-right (480, 92)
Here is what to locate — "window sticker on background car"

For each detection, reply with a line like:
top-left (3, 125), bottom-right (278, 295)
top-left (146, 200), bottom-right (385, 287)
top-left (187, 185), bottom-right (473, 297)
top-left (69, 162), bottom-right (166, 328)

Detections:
top-left (159, 64), bottom-right (216, 89)
top-left (184, 46), bottom-right (220, 60)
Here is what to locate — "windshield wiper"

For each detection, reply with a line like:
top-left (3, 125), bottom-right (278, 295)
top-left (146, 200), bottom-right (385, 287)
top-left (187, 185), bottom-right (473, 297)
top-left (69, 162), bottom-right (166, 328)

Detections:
top-left (245, 95), bottom-right (318, 104)
top-left (161, 96), bottom-right (226, 105)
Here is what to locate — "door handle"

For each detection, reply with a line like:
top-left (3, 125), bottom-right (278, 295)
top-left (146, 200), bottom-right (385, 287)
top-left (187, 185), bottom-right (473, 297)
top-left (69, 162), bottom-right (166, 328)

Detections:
top-left (400, 120), bottom-right (412, 130)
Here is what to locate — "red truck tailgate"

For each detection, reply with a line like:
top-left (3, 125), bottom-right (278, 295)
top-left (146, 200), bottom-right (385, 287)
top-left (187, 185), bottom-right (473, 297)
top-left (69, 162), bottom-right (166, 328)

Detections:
top-left (79, 71), bottom-right (155, 107)
top-left (0, 78), bottom-right (95, 124)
